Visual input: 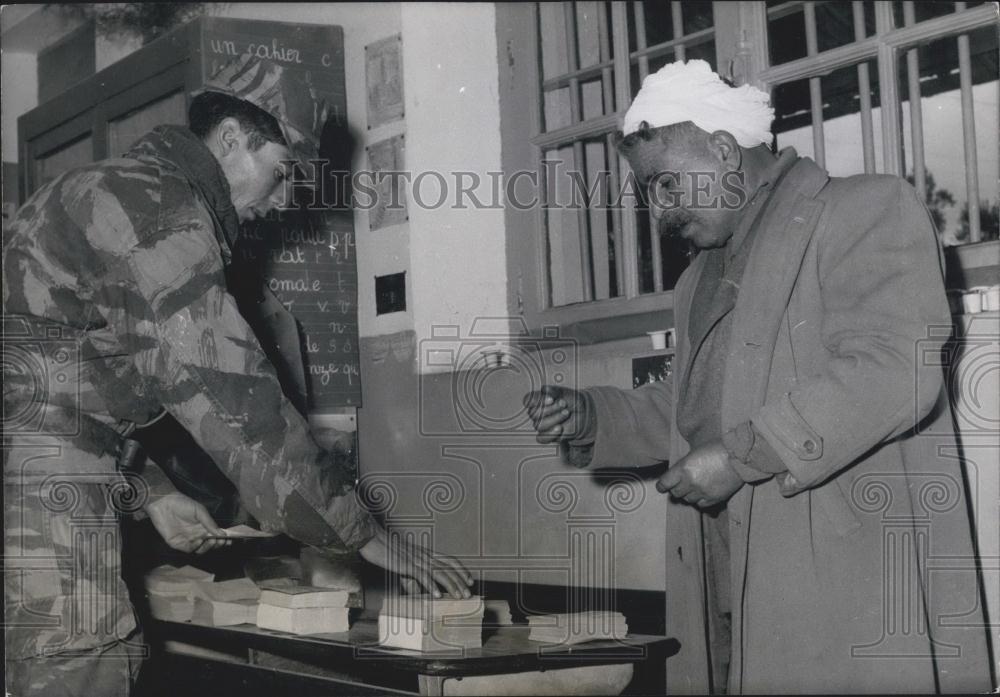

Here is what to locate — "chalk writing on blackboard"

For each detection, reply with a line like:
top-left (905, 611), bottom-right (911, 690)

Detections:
top-left (239, 208), bottom-right (361, 407)
top-left (201, 18), bottom-right (361, 410)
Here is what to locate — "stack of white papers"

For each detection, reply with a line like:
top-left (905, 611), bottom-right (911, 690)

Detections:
top-left (256, 585), bottom-right (352, 635)
top-left (527, 611), bottom-right (628, 645)
top-left (190, 577), bottom-right (261, 627)
top-left (378, 595), bottom-right (485, 652)
top-left (145, 565), bottom-right (215, 622)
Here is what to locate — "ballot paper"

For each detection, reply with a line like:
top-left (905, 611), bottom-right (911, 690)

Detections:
top-left (258, 585), bottom-right (352, 609)
top-left (378, 595), bottom-right (486, 652)
top-left (257, 604), bottom-right (351, 635)
top-left (379, 594), bottom-right (485, 621)
top-left (527, 611), bottom-right (628, 645)
top-left (149, 593), bottom-right (196, 622)
top-left (205, 524), bottom-right (279, 540)
top-left (191, 577), bottom-right (261, 602)
top-left (145, 565), bottom-right (216, 622)
top-left (189, 577), bottom-right (262, 627)
top-left (378, 615), bottom-right (484, 651)
top-left (145, 565), bottom-right (215, 596)
top-left (192, 597), bottom-right (259, 627)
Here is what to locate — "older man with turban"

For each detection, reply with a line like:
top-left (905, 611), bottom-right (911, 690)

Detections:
top-left (525, 60), bottom-right (992, 694)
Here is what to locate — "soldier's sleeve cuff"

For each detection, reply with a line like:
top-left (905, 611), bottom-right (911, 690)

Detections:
top-left (132, 460), bottom-right (179, 519)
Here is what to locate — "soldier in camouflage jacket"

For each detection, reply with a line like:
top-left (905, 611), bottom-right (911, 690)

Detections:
top-left (4, 62), bottom-right (471, 696)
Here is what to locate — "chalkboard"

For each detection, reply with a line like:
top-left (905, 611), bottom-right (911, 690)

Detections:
top-left (198, 19), bottom-right (361, 409)
top-left (239, 209), bottom-right (360, 408)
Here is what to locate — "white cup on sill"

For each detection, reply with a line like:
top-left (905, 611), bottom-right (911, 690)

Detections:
top-left (647, 328), bottom-right (674, 350)
top-left (962, 290), bottom-right (983, 314)
top-left (981, 285), bottom-right (999, 312)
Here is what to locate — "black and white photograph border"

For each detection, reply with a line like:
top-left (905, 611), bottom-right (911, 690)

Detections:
top-left (2, 3), bottom-right (998, 696)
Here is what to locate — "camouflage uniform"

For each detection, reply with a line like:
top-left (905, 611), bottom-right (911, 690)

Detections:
top-left (3, 125), bottom-right (376, 694)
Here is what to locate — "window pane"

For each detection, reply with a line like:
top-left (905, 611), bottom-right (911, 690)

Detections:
top-left (34, 135), bottom-right (93, 189)
top-left (639, 1), bottom-right (676, 48)
top-left (575, 2), bottom-right (607, 69)
top-left (685, 37), bottom-right (717, 67)
top-left (772, 78), bottom-right (815, 160)
top-left (629, 40), bottom-right (715, 101)
top-left (545, 145), bottom-right (588, 306)
top-left (631, 48), bottom-right (680, 100)
top-left (680, 0), bottom-right (714, 35)
top-left (899, 26), bottom-right (1000, 245)
top-left (583, 136), bottom-right (617, 299)
top-left (634, 204), bottom-right (690, 294)
top-left (637, 206), bottom-right (655, 294)
top-left (892, 0), bottom-right (959, 28)
top-left (580, 77), bottom-right (603, 121)
top-left (540, 2), bottom-right (570, 80)
top-left (107, 91), bottom-right (187, 156)
top-left (768, 6), bottom-right (808, 66)
top-left (768, 2), bottom-right (876, 64)
top-left (544, 137), bottom-right (626, 305)
top-left (544, 87), bottom-right (573, 132)
top-left (774, 60), bottom-right (885, 175)
top-left (863, 1), bottom-right (877, 37)
top-left (816, 1), bottom-right (860, 53)
top-left (822, 60), bottom-right (881, 176)
top-left (659, 219), bottom-right (691, 291)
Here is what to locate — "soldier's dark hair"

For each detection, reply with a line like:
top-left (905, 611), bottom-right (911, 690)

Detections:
top-left (188, 92), bottom-right (287, 151)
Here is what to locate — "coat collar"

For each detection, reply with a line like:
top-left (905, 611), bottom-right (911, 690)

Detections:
top-left (673, 153), bottom-right (829, 415)
top-left (678, 148), bottom-right (803, 390)
top-left (719, 156), bottom-right (829, 429)
top-left (126, 125), bottom-right (241, 265)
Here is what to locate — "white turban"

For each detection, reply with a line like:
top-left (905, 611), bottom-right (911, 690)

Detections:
top-left (623, 60), bottom-right (774, 148)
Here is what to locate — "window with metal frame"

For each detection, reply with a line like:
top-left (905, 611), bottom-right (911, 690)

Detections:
top-left (760, 1), bottom-right (998, 246)
top-left (533, 1), bottom-right (719, 311)
top-left (526, 1), bottom-right (996, 333)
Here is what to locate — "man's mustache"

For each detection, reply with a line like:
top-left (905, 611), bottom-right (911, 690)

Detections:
top-left (657, 210), bottom-right (693, 239)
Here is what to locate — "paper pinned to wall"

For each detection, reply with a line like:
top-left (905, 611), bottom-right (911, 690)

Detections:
top-left (366, 34), bottom-right (404, 129)
top-left (367, 134), bottom-right (407, 231)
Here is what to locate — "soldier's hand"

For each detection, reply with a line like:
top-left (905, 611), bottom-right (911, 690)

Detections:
top-left (656, 441), bottom-right (743, 508)
top-left (522, 385), bottom-right (595, 444)
top-left (359, 527), bottom-right (473, 599)
top-left (146, 493), bottom-right (231, 554)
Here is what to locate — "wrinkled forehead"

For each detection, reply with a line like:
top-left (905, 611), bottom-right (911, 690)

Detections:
top-left (623, 133), bottom-right (702, 186)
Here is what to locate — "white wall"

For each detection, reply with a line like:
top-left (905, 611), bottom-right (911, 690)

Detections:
top-left (400, 4), bottom-right (509, 365)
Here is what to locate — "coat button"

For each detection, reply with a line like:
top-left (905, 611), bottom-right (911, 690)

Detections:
top-left (803, 439), bottom-right (817, 454)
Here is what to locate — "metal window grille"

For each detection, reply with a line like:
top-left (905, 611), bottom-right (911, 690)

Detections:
top-left (532, 1), bottom-right (717, 309)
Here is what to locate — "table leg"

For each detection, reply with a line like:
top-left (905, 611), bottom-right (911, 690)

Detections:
top-left (417, 674), bottom-right (446, 696)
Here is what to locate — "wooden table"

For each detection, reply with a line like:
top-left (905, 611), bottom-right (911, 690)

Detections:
top-left (144, 617), bottom-right (678, 696)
